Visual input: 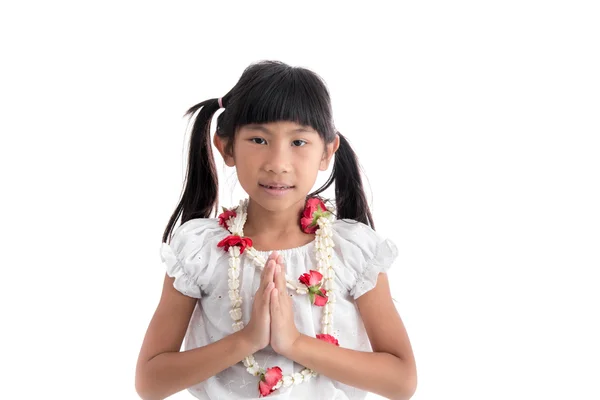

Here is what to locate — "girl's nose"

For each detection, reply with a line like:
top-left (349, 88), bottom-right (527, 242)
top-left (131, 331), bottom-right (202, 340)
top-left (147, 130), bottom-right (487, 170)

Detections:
top-left (264, 145), bottom-right (291, 174)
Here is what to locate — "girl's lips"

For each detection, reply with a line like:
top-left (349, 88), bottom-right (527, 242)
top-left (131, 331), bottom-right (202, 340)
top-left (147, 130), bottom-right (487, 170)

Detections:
top-left (259, 183), bottom-right (294, 189)
top-left (259, 183), bottom-right (295, 189)
top-left (259, 183), bottom-right (295, 196)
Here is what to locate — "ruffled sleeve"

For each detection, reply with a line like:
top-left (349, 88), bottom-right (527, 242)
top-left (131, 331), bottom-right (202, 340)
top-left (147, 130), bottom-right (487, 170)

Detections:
top-left (159, 218), bottom-right (230, 298)
top-left (332, 219), bottom-right (399, 300)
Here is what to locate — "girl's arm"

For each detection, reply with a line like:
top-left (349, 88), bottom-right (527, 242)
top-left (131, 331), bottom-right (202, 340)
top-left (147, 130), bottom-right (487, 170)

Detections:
top-left (284, 273), bottom-right (417, 400)
top-left (135, 274), bottom-right (258, 400)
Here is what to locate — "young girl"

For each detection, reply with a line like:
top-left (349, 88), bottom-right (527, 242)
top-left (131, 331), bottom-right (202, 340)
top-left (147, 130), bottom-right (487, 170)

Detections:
top-left (135, 60), bottom-right (417, 400)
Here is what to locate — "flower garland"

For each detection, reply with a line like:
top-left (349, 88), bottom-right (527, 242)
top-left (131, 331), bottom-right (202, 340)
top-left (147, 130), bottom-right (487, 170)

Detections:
top-left (216, 197), bottom-right (340, 397)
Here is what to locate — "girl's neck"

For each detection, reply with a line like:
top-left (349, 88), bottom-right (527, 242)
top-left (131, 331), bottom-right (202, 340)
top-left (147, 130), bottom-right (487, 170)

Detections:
top-left (243, 197), bottom-right (312, 249)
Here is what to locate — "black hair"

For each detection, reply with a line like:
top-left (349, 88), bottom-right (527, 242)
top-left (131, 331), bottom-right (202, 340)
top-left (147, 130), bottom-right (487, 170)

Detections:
top-left (162, 60), bottom-right (374, 244)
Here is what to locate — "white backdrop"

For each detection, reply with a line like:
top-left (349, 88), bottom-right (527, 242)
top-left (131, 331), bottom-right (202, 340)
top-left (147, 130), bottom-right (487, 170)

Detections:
top-left (1, 1), bottom-right (598, 399)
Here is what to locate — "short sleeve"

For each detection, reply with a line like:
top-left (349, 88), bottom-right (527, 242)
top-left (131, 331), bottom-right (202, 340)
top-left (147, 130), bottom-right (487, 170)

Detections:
top-left (159, 218), bottom-right (229, 298)
top-left (332, 219), bottom-right (399, 300)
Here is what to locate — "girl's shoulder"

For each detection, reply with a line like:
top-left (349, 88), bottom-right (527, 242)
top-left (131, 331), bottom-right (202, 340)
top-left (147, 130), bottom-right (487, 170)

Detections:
top-left (160, 217), bottom-right (230, 298)
top-left (171, 217), bottom-right (224, 241)
top-left (331, 218), bottom-right (398, 261)
top-left (331, 219), bottom-right (399, 299)
top-left (167, 217), bottom-right (230, 258)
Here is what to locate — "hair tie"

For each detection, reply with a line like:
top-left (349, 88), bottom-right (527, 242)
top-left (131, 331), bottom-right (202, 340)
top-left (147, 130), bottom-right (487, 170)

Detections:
top-left (218, 97), bottom-right (223, 109)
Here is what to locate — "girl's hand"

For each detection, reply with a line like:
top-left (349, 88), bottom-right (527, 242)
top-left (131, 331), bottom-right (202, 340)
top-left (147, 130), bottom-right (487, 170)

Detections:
top-left (241, 252), bottom-right (277, 353)
top-left (269, 252), bottom-right (301, 357)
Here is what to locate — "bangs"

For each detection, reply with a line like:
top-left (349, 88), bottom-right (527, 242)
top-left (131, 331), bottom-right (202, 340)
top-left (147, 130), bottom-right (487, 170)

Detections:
top-left (231, 68), bottom-right (331, 136)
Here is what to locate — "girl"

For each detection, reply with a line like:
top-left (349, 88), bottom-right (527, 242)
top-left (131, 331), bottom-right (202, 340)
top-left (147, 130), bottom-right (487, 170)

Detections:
top-left (135, 60), bottom-right (417, 400)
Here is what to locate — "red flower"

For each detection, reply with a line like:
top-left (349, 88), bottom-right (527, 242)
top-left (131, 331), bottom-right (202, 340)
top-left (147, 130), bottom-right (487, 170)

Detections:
top-left (258, 366), bottom-right (282, 397)
top-left (298, 270), bottom-right (328, 306)
top-left (300, 197), bottom-right (329, 234)
top-left (218, 207), bottom-right (237, 228)
top-left (298, 269), bottom-right (323, 287)
top-left (314, 288), bottom-right (328, 306)
top-left (316, 333), bottom-right (340, 346)
top-left (217, 235), bottom-right (253, 254)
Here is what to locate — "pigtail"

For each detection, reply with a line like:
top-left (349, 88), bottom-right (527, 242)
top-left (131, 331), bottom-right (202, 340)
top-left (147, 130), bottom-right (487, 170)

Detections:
top-left (162, 97), bottom-right (223, 244)
top-left (312, 132), bottom-right (375, 229)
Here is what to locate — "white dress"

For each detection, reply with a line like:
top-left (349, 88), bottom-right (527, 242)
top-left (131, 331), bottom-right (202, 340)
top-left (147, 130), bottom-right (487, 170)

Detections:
top-left (160, 217), bottom-right (398, 400)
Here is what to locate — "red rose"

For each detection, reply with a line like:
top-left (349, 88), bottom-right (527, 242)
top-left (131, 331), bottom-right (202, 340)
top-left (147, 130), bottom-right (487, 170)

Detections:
top-left (258, 366), bottom-right (282, 397)
top-left (316, 333), bottom-right (339, 346)
top-left (300, 197), bottom-right (329, 234)
top-left (298, 270), bottom-right (328, 306)
top-left (298, 270), bottom-right (323, 287)
top-left (314, 288), bottom-right (328, 306)
top-left (218, 208), bottom-right (237, 228)
top-left (217, 235), bottom-right (253, 254)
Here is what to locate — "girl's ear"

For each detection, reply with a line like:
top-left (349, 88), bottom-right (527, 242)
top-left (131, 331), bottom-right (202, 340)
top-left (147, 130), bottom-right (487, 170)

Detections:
top-left (319, 134), bottom-right (340, 171)
top-left (213, 134), bottom-right (235, 167)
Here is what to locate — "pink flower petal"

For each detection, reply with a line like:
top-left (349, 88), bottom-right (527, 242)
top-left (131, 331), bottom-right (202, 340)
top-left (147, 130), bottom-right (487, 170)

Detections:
top-left (314, 289), bottom-right (328, 306)
top-left (308, 270), bottom-right (323, 286)
top-left (316, 333), bottom-right (340, 346)
top-left (259, 380), bottom-right (273, 396)
top-left (263, 366), bottom-right (282, 386)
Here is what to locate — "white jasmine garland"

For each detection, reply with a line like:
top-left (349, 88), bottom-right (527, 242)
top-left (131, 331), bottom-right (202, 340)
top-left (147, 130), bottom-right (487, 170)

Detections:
top-left (220, 198), bottom-right (337, 392)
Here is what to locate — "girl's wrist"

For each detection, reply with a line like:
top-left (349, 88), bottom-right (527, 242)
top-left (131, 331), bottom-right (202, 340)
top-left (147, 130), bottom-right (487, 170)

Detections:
top-left (238, 328), bottom-right (262, 354)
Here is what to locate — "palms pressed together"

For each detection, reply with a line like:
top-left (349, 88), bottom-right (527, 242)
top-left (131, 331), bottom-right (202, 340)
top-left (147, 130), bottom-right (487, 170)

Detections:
top-left (245, 251), bottom-right (301, 357)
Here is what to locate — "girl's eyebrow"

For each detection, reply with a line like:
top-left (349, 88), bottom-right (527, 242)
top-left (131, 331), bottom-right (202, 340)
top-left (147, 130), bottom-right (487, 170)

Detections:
top-left (244, 124), bottom-right (316, 134)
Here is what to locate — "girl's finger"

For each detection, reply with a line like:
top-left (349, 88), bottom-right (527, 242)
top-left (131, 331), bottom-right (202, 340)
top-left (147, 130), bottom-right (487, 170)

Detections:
top-left (262, 260), bottom-right (275, 289)
top-left (277, 263), bottom-right (285, 289)
top-left (274, 264), bottom-right (281, 289)
top-left (261, 260), bottom-right (271, 279)
top-left (261, 253), bottom-right (276, 275)
top-left (267, 260), bottom-right (276, 281)
top-left (278, 264), bottom-right (290, 304)
top-left (271, 288), bottom-right (279, 311)
top-left (263, 282), bottom-right (274, 301)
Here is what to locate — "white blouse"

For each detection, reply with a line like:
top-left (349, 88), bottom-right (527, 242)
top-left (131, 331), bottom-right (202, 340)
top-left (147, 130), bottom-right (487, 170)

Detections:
top-left (160, 217), bottom-right (398, 400)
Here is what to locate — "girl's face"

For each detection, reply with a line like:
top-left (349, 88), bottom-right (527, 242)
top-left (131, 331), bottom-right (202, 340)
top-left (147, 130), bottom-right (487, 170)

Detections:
top-left (215, 121), bottom-right (339, 213)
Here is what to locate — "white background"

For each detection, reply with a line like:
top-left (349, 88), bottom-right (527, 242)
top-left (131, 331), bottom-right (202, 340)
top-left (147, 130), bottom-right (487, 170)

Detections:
top-left (1, 1), bottom-right (598, 399)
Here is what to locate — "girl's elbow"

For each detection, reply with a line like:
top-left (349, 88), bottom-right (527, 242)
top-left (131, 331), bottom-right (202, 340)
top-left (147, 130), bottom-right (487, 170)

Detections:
top-left (135, 380), bottom-right (152, 400)
top-left (135, 385), bottom-right (163, 400)
top-left (397, 372), bottom-right (418, 400)
top-left (390, 385), bottom-right (417, 400)
top-left (389, 367), bottom-right (417, 400)
top-left (401, 384), bottom-right (417, 400)
top-left (135, 369), bottom-right (164, 400)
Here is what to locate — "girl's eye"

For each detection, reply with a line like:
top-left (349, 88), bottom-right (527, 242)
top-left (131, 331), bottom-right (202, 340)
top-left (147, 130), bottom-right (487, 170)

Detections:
top-left (292, 140), bottom-right (307, 147)
top-left (250, 138), bottom-right (306, 146)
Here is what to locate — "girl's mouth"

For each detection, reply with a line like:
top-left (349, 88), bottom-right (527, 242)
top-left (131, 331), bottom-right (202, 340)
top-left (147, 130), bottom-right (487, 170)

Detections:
top-left (259, 184), bottom-right (294, 189)
top-left (259, 183), bottom-right (295, 196)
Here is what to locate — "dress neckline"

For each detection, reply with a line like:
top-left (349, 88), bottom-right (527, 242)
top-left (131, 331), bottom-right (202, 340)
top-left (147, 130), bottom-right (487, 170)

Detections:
top-left (251, 236), bottom-right (316, 256)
